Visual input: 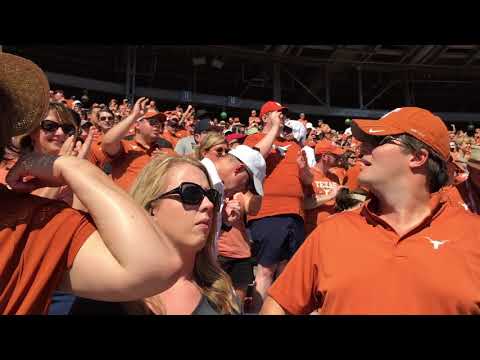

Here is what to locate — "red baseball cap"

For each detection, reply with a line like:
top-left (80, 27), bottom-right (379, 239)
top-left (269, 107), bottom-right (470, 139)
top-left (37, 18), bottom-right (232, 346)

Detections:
top-left (259, 101), bottom-right (287, 119)
top-left (225, 133), bottom-right (246, 143)
top-left (351, 107), bottom-right (450, 161)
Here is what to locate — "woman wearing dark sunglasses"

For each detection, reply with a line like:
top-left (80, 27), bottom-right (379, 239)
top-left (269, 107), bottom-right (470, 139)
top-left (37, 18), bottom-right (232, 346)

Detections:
top-left (195, 131), bottom-right (228, 162)
top-left (112, 155), bottom-right (240, 315)
top-left (5, 102), bottom-right (95, 315)
top-left (19, 102), bottom-right (78, 156)
top-left (71, 155), bottom-right (240, 315)
top-left (12, 102), bottom-right (94, 209)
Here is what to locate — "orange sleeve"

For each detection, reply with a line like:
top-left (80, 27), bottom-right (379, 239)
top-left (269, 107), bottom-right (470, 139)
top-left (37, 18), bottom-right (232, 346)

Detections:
top-left (65, 211), bottom-right (97, 269)
top-left (244, 134), bottom-right (263, 148)
top-left (103, 139), bottom-right (129, 161)
top-left (268, 233), bottom-right (321, 314)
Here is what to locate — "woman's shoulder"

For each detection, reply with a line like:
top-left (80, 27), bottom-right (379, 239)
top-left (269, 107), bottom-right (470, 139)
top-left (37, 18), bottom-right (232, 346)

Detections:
top-left (191, 295), bottom-right (222, 315)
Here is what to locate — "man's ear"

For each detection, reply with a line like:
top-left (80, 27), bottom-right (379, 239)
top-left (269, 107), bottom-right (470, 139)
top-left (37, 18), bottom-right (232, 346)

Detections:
top-left (409, 148), bottom-right (429, 169)
top-left (234, 163), bottom-right (246, 175)
top-left (134, 120), bottom-right (142, 131)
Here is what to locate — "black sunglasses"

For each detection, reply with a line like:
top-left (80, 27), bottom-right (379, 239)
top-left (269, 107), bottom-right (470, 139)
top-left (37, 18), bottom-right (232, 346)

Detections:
top-left (364, 135), bottom-right (414, 151)
top-left (210, 146), bottom-right (228, 156)
top-left (40, 120), bottom-right (76, 136)
top-left (99, 115), bottom-right (114, 122)
top-left (149, 182), bottom-right (220, 211)
top-left (81, 122), bottom-right (93, 130)
top-left (147, 118), bottom-right (165, 127)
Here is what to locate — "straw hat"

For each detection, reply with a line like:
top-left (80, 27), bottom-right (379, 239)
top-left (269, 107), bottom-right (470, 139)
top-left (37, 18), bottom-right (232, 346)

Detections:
top-left (0, 52), bottom-right (50, 138)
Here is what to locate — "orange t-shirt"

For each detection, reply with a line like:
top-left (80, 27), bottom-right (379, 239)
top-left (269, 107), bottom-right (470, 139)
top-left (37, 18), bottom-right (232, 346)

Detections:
top-left (175, 129), bottom-right (190, 139)
top-left (268, 193), bottom-right (480, 314)
top-left (109, 139), bottom-right (154, 192)
top-left (218, 221), bottom-right (251, 259)
top-left (304, 166), bottom-right (346, 235)
top-left (162, 130), bottom-right (180, 148)
top-left (87, 133), bottom-right (109, 171)
top-left (244, 133), bottom-right (304, 220)
top-left (0, 185), bottom-right (96, 314)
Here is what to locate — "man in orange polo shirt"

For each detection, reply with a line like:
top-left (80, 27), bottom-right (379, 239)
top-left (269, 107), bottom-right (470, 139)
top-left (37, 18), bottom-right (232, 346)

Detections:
top-left (244, 101), bottom-right (313, 311)
top-left (261, 107), bottom-right (480, 315)
top-left (102, 97), bottom-right (168, 192)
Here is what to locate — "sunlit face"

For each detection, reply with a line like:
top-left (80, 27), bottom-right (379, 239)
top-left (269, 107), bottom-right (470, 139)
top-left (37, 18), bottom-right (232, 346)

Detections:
top-left (150, 164), bottom-right (215, 253)
top-left (358, 136), bottom-right (412, 191)
top-left (137, 117), bottom-right (164, 143)
top-left (203, 142), bottom-right (228, 162)
top-left (96, 111), bottom-right (115, 133)
top-left (320, 153), bottom-right (338, 169)
top-left (30, 109), bottom-right (75, 155)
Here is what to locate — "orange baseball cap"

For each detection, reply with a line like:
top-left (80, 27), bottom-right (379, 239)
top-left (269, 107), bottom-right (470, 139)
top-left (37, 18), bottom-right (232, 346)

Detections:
top-left (315, 142), bottom-right (344, 156)
top-left (351, 107), bottom-right (450, 161)
top-left (143, 111), bottom-right (167, 122)
top-left (259, 101), bottom-right (287, 118)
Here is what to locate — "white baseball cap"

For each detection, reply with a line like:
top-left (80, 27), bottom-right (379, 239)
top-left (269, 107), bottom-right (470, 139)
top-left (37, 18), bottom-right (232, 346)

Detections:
top-left (229, 145), bottom-right (266, 196)
top-left (285, 120), bottom-right (307, 144)
top-left (306, 122), bottom-right (314, 130)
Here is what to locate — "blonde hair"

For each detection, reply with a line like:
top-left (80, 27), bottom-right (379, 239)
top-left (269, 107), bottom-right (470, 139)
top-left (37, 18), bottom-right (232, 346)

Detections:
top-left (128, 154), bottom-right (240, 315)
top-left (195, 131), bottom-right (226, 160)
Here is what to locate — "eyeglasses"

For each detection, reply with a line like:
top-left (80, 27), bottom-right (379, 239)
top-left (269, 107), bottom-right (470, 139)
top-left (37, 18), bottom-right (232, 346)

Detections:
top-left (81, 122), bottom-right (93, 130)
top-left (149, 182), bottom-right (220, 211)
top-left (210, 146), bottom-right (228, 157)
top-left (40, 120), bottom-right (76, 136)
top-left (147, 118), bottom-right (164, 127)
top-left (363, 135), bottom-right (411, 150)
top-left (99, 116), bottom-right (114, 122)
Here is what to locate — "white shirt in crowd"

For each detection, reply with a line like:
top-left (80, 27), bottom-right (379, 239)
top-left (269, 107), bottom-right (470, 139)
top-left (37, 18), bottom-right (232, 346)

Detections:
top-left (200, 157), bottom-right (224, 255)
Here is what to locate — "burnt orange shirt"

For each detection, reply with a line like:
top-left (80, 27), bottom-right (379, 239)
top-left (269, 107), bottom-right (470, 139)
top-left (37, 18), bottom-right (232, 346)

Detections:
top-left (269, 193), bottom-right (480, 314)
top-left (87, 133), bottom-right (109, 171)
top-left (304, 167), bottom-right (346, 235)
top-left (0, 186), bottom-right (96, 314)
top-left (218, 221), bottom-right (251, 259)
top-left (175, 129), bottom-right (190, 139)
top-left (162, 130), bottom-right (180, 148)
top-left (109, 139), bottom-right (154, 192)
top-left (244, 133), bottom-right (304, 220)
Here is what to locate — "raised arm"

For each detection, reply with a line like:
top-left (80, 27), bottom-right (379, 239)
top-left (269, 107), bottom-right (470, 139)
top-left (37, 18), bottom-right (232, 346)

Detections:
top-left (297, 149), bottom-right (314, 185)
top-left (253, 111), bottom-right (282, 159)
top-left (102, 97), bottom-right (149, 157)
top-left (7, 153), bottom-right (181, 301)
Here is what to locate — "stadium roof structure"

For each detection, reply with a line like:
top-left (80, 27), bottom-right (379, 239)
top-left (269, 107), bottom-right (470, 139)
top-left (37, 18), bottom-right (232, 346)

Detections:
top-left (6, 44), bottom-right (480, 123)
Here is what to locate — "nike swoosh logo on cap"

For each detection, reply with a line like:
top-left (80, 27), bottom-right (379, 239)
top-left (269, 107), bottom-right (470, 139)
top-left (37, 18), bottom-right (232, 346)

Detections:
top-left (368, 129), bottom-right (385, 133)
